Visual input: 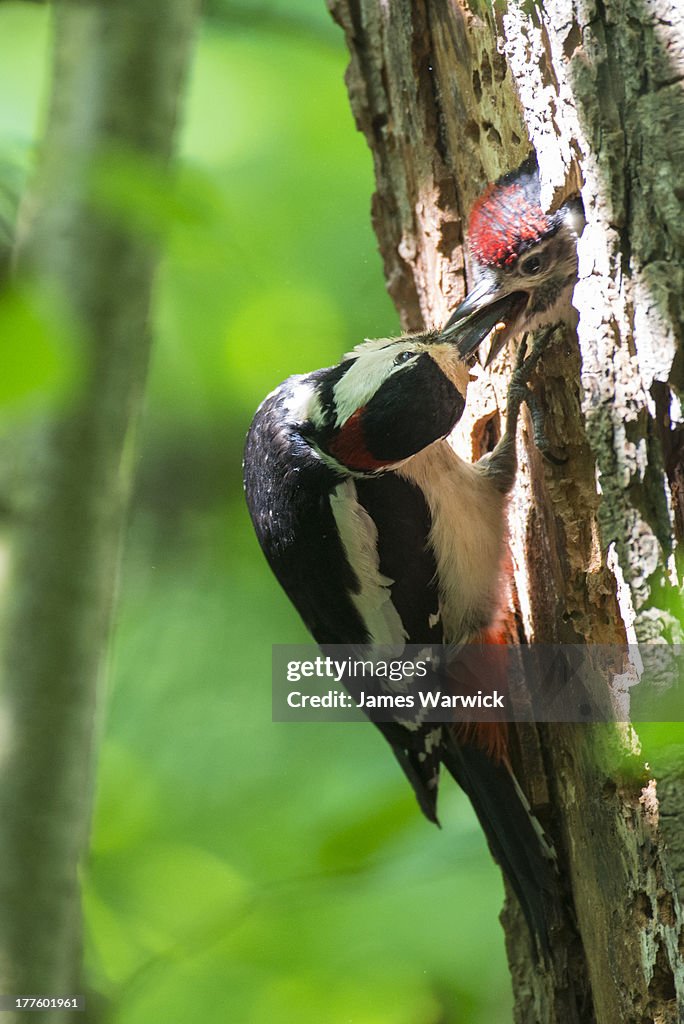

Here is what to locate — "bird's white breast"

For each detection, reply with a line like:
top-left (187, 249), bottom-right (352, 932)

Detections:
top-left (398, 440), bottom-right (507, 642)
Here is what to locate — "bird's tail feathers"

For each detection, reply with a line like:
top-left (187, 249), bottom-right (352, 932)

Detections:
top-left (378, 720), bottom-right (443, 825)
top-left (441, 731), bottom-right (558, 957)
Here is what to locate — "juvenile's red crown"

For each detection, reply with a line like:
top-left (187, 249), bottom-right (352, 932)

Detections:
top-left (468, 177), bottom-right (554, 268)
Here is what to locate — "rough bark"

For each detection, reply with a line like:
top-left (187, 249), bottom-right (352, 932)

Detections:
top-left (328, 0), bottom-right (684, 1020)
top-left (0, 0), bottom-right (198, 1016)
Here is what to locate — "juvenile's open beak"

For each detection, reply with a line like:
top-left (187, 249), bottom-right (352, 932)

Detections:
top-left (439, 281), bottom-right (528, 366)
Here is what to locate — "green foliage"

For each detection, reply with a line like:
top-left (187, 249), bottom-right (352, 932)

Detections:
top-left (0, 284), bottom-right (82, 412)
top-left (0, 5), bottom-right (513, 1023)
top-left (636, 723), bottom-right (684, 770)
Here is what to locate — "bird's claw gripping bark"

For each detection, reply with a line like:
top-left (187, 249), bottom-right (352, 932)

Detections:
top-left (506, 330), bottom-right (566, 464)
top-left (524, 388), bottom-right (567, 465)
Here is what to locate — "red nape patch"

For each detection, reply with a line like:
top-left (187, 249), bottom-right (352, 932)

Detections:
top-left (469, 182), bottom-right (553, 268)
top-left (328, 408), bottom-right (389, 472)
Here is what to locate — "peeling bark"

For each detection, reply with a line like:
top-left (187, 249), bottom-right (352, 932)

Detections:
top-left (328, 0), bottom-right (684, 1019)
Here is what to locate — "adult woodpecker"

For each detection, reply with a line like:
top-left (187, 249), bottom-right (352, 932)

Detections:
top-left (442, 154), bottom-right (584, 366)
top-left (244, 331), bottom-right (556, 952)
top-left (244, 156), bottom-right (579, 953)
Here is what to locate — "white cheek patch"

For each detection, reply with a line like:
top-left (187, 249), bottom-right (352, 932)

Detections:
top-left (343, 336), bottom-right (397, 359)
top-left (332, 342), bottom-right (416, 427)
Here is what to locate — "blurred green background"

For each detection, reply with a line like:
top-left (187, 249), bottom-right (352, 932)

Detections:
top-left (0, 2), bottom-right (515, 1021)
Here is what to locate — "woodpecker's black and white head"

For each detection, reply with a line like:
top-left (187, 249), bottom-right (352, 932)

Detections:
top-left (300, 333), bottom-right (471, 474)
top-left (441, 155), bottom-right (585, 365)
top-left (284, 313), bottom-right (510, 477)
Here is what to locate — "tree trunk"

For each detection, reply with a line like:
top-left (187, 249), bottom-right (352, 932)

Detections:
top-left (0, 0), bottom-right (198, 1016)
top-left (327, 0), bottom-right (684, 1019)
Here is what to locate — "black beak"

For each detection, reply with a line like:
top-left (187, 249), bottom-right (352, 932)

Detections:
top-left (439, 282), bottom-right (528, 365)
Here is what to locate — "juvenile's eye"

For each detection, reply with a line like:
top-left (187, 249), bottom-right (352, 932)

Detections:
top-left (394, 351), bottom-right (414, 366)
top-left (521, 254), bottom-right (543, 275)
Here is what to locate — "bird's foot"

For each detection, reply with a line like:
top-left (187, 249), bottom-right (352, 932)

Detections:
top-left (506, 329), bottom-right (566, 463)
top-left (513, 327), bottom-right (554, 384)
top-left (523, 385), bottom-right (568, 465)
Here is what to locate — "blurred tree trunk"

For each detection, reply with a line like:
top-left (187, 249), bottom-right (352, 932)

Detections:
top-left (328, 0), bottom-right (684, 1020)
top-left (0, 0), bottom-right (198, 1016)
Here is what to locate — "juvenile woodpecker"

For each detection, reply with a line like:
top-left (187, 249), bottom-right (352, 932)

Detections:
top-left (442, 154), bottom-right (584, 365)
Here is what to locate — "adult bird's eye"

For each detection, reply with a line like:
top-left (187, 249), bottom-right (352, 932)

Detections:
top-left (394, 351), bottom-right (414, 365)
top-left (521, 254), bottom-right (543, 275)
